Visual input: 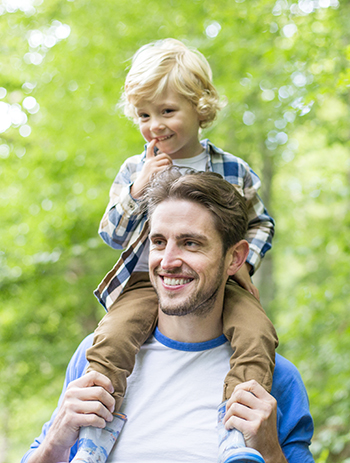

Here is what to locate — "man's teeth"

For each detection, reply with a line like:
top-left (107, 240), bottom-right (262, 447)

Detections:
top-left (163, 277), bottom-right (192, 286)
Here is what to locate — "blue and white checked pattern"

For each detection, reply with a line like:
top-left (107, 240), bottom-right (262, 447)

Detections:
top-left (95, 139), bottom-right (275, 310)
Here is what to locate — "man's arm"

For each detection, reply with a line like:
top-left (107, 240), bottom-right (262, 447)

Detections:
top-left (26, 372), bottom-right (115, 463)
top-left (224, 380), bottom-right (287, 463)
top-left (224, 372), bottom-right (315, 463)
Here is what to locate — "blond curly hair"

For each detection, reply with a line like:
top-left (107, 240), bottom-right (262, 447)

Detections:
top-left (120, 39), bottom-right (224, 128)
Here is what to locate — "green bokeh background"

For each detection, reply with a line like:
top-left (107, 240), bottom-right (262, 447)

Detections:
top-left (1, 0), bottom-right (350, 461)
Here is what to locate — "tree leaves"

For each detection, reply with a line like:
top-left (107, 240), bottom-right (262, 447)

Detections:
top-left (1, 1), bottom-right (349, 461)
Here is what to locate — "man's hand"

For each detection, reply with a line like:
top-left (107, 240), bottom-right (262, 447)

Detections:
top-left (28, 372), bottom-right (115, 463)
top-left (130, 139), bottom-right (172, 199)
top-left (224, 380), bottom-right (287, 463)
top-left (231, 263), bottom-right (260, 301)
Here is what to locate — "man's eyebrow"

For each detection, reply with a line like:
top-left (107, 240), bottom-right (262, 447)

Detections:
top-left (176, 233), bottom-right (208, 242)
top-left (149, 232), bottom-right (208, 242)
top-left (149, 233), bottom-right (164, 240)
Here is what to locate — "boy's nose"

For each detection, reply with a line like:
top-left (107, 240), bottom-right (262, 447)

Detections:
top-left (150, 117), bottom-right (166, 133)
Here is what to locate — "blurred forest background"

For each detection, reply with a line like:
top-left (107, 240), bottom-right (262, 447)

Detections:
top-left (0, 0), bottom-right (349, 462)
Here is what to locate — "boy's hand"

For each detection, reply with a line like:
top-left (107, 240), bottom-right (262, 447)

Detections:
top-left (232, 263), bottom-right (260, 301)
top-left (131, 139), bottom-right (172, 199)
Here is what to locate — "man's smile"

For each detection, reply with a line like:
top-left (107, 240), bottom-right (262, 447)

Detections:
top-left (162, 276), bottom-right (193, 286)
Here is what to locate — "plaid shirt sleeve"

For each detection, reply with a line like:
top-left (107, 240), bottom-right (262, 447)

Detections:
top-left (98, 153), bottom-right (146, 250)
top-left (207, 141), bottom-right (275, 274)
top-left (242, 165), bottom-right (275, 272)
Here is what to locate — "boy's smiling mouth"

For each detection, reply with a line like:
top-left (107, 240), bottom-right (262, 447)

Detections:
top-left (155, 134), bottom-right (173, 142)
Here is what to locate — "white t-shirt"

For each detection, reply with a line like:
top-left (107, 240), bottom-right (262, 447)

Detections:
top-left (133, 150), bottom-right (208, 272)
top-left (107, 328), bottom-right (231, 462)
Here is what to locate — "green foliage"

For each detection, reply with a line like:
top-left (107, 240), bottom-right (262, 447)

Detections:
top-left (1, 0), bottom-right (349, 461)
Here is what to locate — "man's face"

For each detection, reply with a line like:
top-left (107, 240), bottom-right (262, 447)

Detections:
top-left (149, 199), bottom-right (231, 318)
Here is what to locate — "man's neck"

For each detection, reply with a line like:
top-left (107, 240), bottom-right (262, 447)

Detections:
top-left (157, 305), bottom-right (224, 343)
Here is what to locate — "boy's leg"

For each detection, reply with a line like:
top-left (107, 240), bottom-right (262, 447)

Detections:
top-left (222, 279), bottom-right (279, 401)
top-left (86, 271), bottom-right (158, 411)
top-left (72, 412), bottom-right (127, 463)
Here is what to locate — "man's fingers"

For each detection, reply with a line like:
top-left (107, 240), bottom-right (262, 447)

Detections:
top-left (224, 403), bottom-right (254, 431)
top-left (78, 413), bottom-right (109, 429)
top-left (232, 388), bottom-right (258, 408)
top-left (225, 380), bottom-right (276, 428)
top-left (225, 381), bottom-right (266, 421)
top-left (72, 371), bottom-right (114, 394)
top-left (62, 404), bottom-right (109, 430)
top-left (66, 371), bottom-right (116, 413)
top-left (70, 395), bottom-right (114, 422)
top-left (73, 385), bottom-right (116, 414)
top-left (39, 372), bottom-right (117, 457)
top-left (230, 380), bottom-right (268, 402)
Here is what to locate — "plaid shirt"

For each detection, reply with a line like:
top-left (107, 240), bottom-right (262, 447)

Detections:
top-left (95, 139), bottom-right (275, 311)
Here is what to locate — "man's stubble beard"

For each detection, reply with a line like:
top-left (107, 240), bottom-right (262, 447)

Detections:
top-left (153, 258), bottom-right (226, 318)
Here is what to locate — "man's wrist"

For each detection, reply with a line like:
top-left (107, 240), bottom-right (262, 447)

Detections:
top-left (27, 435), bottom-right (71, 463)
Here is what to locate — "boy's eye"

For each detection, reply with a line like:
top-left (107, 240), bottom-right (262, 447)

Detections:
top-left (163, 108), bottom-right (174, 115)
top-left (138, 113), bottom-right (149, 120)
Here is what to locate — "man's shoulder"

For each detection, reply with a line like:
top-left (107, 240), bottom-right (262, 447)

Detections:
top-left (79, 333), bottom-right (94, 351)
top-left (272, 353), bottom-right (308, 404)
top-left (70, 336), bottom-right (307, 399)
top-left (274, 353), bottom-right (303, 380)
top-left (272, 355), bottom-right (314, 453)
top-left (65, 334), bottom-right (94, 381)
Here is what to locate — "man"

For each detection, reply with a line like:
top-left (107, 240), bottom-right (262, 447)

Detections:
top-left (22, 169), bottom-right (314, 463)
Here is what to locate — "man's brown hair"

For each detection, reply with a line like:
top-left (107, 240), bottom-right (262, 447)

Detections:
top-left (143, 167), bottom-right (248, 254)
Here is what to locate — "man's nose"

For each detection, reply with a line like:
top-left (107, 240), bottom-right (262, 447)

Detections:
top-left (160, 243), bottom-right (182, 270)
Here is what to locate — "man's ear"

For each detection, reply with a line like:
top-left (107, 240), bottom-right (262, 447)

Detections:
top-left (226, 240), bottom-right (250, 276)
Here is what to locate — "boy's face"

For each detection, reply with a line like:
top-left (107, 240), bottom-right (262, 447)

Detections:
top-left (134, 87), bottom-right (203, 159)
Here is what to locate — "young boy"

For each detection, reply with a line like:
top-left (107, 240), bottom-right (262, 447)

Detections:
top-left (80, 38), bottom-right (277, 462)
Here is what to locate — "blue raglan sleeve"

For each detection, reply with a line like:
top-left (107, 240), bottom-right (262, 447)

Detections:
top-left (272, 355), bottom-right (315, 463)
top-left (20, 335), bottom-right (94, 463)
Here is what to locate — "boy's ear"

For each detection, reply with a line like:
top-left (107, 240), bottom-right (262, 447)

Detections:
top-left (196, 107), bottom-right (206, 123)
top-left (226, 240), bottom-right (250, 276)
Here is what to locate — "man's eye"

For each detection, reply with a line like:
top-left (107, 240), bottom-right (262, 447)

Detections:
top-left (185, 241), bottom-right (198, 249)
top-left (151, 239), bottom-right (165, 248)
